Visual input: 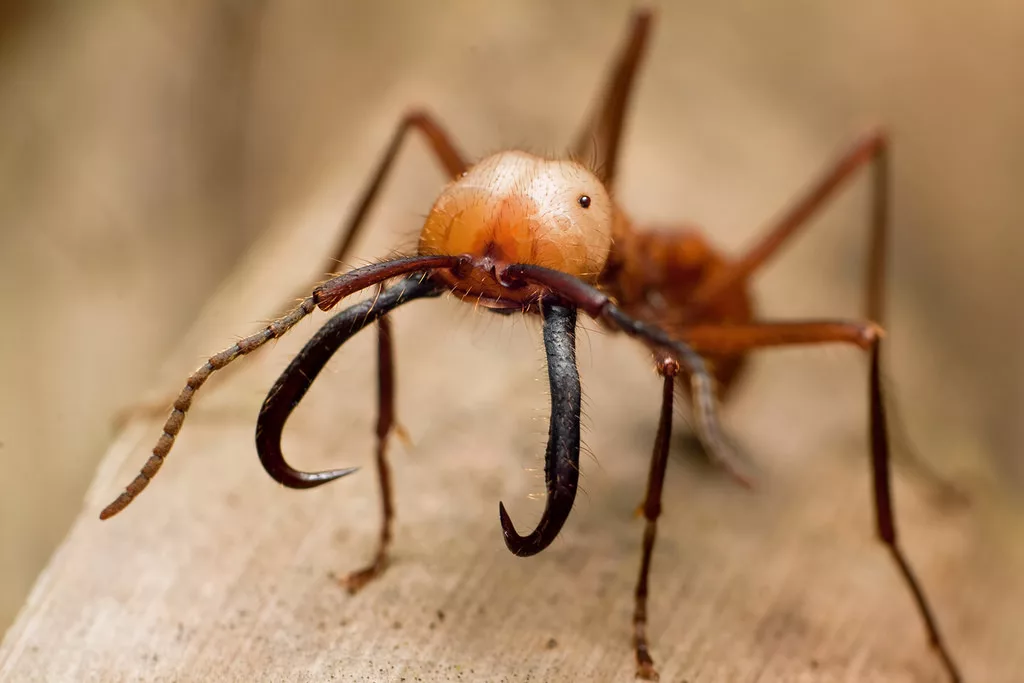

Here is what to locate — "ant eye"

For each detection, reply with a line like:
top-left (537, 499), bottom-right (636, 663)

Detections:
top-left (578, 194), bottom-right (591, 209)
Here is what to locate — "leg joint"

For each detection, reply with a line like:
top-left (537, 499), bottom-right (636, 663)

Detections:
top-left (655, 353), bottom-right (680, 378)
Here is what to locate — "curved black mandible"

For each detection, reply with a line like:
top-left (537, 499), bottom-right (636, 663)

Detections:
top-left (498, 302), bottom-right (581, 556)
top-left (255, 276), bottom-right (442, 488)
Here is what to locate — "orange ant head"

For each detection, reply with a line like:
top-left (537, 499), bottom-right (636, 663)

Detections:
top-left (419, 151), bottom-right (613, 305)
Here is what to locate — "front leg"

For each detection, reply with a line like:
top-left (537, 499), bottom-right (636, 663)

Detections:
top-left (340, 314), bottom-right (398, 593)
top-left (632, 353), bottom-right (679, 681)
top-left (254, 277), bottom-right (444, 590)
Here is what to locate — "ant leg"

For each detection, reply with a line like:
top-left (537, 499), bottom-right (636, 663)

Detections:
top-left (319, 110), bottom-right (467, 275)
top-left (341, 314), bottom-right (398, 593)
top-left (687, 132), bottom-right (889, 317)
top-left (570, 8), bottom-right (653, 188)
top-left (492, 266), bottom-right (962, 681)
top-left (689, 131), bottom-right (964, 504)
top-left (632, 353), bottom-right (679, 682)
top-left (102, 259), bottom-right (453, 519)
top-left (256, 275), bottom-right (442, 487)
top-left (111, 113), bottom-right (468, 430)
top-left (314, 256), bottom-right (464, 561)
top-left (498, 263), bottom-right (738, 483)
top-left (675, 320), bottom-right (963, 683)
top-left (256, 277), bottom-right (442, 590)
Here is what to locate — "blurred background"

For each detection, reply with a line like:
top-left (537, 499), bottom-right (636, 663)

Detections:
top-left (0, 0), bottom-right (1020, 635)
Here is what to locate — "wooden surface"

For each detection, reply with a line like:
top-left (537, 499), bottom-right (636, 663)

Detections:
top-left (3, 4), bottom-right (1024, 678)
top-left (2, 186), bottom-right (1022, 683)
top-left (5, 3), bottom-right (1024, 672)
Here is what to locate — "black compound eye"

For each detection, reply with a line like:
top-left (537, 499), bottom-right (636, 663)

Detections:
top-left (578, 194), bottom-right (591, 209)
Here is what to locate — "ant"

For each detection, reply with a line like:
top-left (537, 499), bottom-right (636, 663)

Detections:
top-left (100, 9), bottom-right (962, 681)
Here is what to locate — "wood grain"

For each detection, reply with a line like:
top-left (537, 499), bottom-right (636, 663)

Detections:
top-left (1, 191), bottom-right (1021, 683)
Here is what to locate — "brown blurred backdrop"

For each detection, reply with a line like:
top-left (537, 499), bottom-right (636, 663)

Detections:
top-left (1, 0), bottom-right (1021, 634)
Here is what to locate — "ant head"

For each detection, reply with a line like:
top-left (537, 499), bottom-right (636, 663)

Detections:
top-left (418, 151), bottom-right (614, 302)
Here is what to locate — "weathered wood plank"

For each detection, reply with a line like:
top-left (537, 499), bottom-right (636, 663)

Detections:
top-left (1, 196), bottom-right (1021, 683)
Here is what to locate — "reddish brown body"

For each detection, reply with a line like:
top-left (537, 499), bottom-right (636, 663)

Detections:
top-left (602, 215), bottom-right (754, 395)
